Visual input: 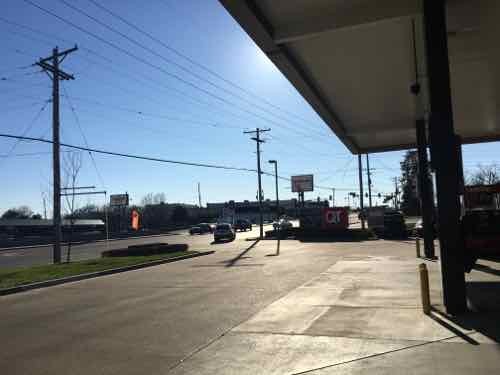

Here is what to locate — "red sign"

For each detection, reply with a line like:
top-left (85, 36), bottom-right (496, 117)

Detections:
top-left (131, 209), bottom-right (140, 231)
top-left (321, 207), bottom-right (348, 230)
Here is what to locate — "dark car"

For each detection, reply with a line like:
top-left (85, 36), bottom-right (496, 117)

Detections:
top-left (233, 219), bottom-right (252, 232)
top-left (189, 223), bottom-right (213, 235)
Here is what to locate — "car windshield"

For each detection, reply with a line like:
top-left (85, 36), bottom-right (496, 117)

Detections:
top-left (216, 224), bottom-right (230, 230)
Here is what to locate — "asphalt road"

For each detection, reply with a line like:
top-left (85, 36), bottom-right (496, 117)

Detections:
top-left (0, 226), bottom-right (269, 268)
top-left (0, 226), bottom-right (350, 374)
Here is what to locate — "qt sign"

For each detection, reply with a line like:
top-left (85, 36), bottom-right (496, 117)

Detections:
top-left (321, 207), bottom-right (348, 230)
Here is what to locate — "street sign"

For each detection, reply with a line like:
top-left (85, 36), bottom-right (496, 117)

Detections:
top-left (110, 194), bottom-right (129, 206)
top-left (291, 175), bottom-right (314, 192)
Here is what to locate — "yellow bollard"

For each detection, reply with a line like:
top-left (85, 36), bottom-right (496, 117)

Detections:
top-left (416, 238), bottom-right (421, 258)
top-left (419, 263), bottom-right (431, 315)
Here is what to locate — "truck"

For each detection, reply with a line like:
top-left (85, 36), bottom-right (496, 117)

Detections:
top-left (462, 183), bottom-right (500, 269)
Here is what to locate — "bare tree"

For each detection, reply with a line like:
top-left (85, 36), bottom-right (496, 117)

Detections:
top-left (467, 164), bottom-right (500, 185)
top-left (63, 151), bottom-right (83, 263)
top-left (141, 193), bottom-right (154, 206)
top-left (141, 192), bottom-right (166, 206)
top-left (153, 192), bottom-right (166, 204)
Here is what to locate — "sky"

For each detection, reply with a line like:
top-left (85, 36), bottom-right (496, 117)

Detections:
top-left (0, 0), bottom-right (498, 217)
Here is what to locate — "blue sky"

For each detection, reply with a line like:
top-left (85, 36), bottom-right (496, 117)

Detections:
top-left (1, 0), bottom-right (498, 217)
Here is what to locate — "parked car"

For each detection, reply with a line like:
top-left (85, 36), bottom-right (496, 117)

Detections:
top-left (413, 219), bottom-right (437, 238)
top-left (189, 223), bottom-right (213, 235)
top-left (234, 219), bottom-right (252, 232)
top-left (213, 223), bottom-right (236, 242)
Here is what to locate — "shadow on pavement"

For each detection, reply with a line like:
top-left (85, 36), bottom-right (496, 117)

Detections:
top-left (473, 263), bottom-right (500, 277)
top-left (433, 280), bottom-right (500, 344)
top-left (210, 238), bottom-right (235, 245)
top-left (221, 239), bottom-right (260, 267)
top-left (429, 309), bottom-right (480, 345)
top-left (266, 239), bottom-right (280, 257)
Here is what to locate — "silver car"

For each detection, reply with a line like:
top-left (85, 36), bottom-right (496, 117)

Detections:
top-left (213, 223), bottom-right (236, 242)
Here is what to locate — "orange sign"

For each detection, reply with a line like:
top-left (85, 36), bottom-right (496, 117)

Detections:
top-left (131, 209), bottom-right (140, 231)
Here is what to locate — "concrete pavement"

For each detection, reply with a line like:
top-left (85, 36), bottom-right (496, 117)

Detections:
top-left (1, 235), bottom-right (498, 374)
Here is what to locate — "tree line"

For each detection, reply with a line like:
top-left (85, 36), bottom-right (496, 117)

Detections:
top-left (398, 150), bottom-right (499, 216)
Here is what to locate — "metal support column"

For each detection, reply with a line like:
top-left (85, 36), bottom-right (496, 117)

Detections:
top-left (358, 154), bottom-right (365, 229)
top-left (423, 0), bottom-right (467, 313)
top-left (416, 119), bottom-right (436, 259)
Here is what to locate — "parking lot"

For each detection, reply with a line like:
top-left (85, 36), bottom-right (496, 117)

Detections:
top-left (1, 234), bottom-right (498, 374)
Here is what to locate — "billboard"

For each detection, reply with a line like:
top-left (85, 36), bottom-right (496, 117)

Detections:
top-left (110, 194), bottom-right (129, 206)
top-left (291, 175), bottom-right (314, 192)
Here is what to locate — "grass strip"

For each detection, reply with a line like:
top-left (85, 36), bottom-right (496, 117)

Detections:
top-left (0, 251), bottom-right (194, 289)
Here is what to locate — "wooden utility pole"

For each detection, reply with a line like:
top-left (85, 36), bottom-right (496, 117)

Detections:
top-left (36, 46), bottom-right (78, 264)
top-left (244, 128), bottom-right (270, 239)
top-left (366, 154), bottom-right (372, 208)
top-left (197, 182), bottom-right (202, 208)
top-left (394, 177), bottom-right (399, 210)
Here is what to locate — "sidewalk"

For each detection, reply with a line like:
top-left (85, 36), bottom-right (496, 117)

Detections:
top-left (170, 242), bottom-right (500, 374)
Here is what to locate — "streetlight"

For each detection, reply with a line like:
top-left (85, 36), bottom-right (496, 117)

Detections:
top-left (268, 160), bottom-right (279, 219)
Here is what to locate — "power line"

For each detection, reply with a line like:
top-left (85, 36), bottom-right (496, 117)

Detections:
top-left (0, 132), bottom-right (260, 173)
top-left (61, 82), bottom-right (106, 189)
top-left (23, 0), bottom-right (335, 146)
top-left (0, 150), bottom-right (71, 158)
top-left (0, 132), bottom-right (341, 193)
top-left (85, 0), bottom-right (332, 139)
top-left (2, 14), bottom-right (338, 157)
top-left (1, 100), bottom-right (49, 114)
top-left (0, 15), bottom-right (113, 64)
top-left (1, 100), bottom-right (50, 162)
top-left (59, 93), bottom-right (225, 129)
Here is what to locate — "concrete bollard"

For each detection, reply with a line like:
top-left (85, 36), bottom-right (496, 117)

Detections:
top-left (416, 238), bottom-right (421, 258)
top-left (419, 263), bottom-right (431, 315)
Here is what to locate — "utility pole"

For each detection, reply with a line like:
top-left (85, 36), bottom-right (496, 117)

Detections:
top-left (394, 177), bottom-right (399, 210)
top-left (366, 154), bottom-right (372, 208)
top-left (41, 192), bottom-right (47, 220)
top-left (244, 128), bottom-right (270, 239)
top-left (268, 160), bottom-right (279, 219)
top-left (36, 46), bottom-right (78, 264)
top-left (197, 182), bottom-right (202, 208)
top-left (332, 188), bottom-right (335, 207)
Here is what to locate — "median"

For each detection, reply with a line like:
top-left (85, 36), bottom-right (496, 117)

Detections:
top-left (0, 244), bottom-right (213, 295)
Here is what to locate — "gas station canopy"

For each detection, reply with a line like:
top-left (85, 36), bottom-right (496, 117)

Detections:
top-left (220, 0), bottom-right (500, 153)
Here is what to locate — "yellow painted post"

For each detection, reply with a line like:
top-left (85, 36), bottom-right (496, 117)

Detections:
top-left (419, 263), bottom-right (431, 314)
top-left (416, 238), bottom-right (421, 258)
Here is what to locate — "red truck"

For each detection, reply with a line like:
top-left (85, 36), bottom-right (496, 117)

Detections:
top-left (462, 183), bottom-right (500, 268)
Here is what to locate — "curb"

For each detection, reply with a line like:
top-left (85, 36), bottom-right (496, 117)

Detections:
top-left (0, 250), bottom-right (215, 296)
top-left (0, 232), bottom-right (184, 252)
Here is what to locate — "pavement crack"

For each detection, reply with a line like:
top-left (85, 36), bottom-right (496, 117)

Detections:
top-left (289, 332), bottom-right (478, 375)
